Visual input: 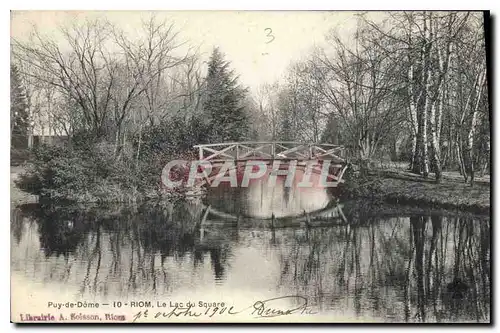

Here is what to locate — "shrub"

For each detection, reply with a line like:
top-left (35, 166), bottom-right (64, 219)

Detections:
top-left (16, 144), bottom-right (107, 201)
top-left (16, 115), bottom-right (211, 203)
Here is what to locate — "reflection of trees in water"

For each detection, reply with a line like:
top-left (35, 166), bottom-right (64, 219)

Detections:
top-left (25, 204), bottom-right (93, 257)
top-left (277, 215), bottom-right (490, 322)
top-left (14, 202), bottom-right (236, 297)
top-left (11, 205), bottom-right (29, 244)
top-left (12, 202), bottom-right (490, 322)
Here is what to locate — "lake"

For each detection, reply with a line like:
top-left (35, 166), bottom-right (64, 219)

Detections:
top-left (10, 181), bottom-right (490, 323)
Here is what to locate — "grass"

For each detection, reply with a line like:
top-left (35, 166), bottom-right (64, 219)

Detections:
top-left (340, 167), bottom-right (490, 215)
top-left (10, 166), bottom-right (38, 206)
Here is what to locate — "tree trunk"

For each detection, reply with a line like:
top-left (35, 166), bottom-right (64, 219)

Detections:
top-left (406, 20), bottom-right (421, 174)
top-left (443, 114), bottom-right (453, 169)
top-left (479, 139), bottom-right (490, 177)
top-left (466, 68), bottom-right (486, 187)
top-left (428, 17), bottom-right (444, 183)
top-left (457, 93), bottom-right (471, 182)
top-left (135, 124), bottom-right (142, 170)
top-left (429, 103), bottom-right (442, 182)
top-left (391, 136), bottom-right (399, 161)
top-left (27, 131), bottom-right (33, 148)
top-left (436, 84), bottom-right (445, 147)
top-left (113, 128), bottom-right (120, 159)
top-left (420, 13), bottom-right (431, 179)
top-left (429, 18), bottom-right (454, 182)
top-left (408, 63), bottom-right (420, 172)
top-left (410, 133), bottom-right (418, 171)
top-left (456, 137), bottom-right (468, 182)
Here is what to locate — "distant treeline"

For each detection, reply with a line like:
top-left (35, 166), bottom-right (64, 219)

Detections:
top-left (252, 12), bottom-right (489, 185)
top-left (10, 12), bottom-right (490, 202)
top-left (11, 17), bottom-right (254, 201)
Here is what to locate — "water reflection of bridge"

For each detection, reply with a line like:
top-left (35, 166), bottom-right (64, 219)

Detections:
top-left (199, 203), bottom-right (348, 229)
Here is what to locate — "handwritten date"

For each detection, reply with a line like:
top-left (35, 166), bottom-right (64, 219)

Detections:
top-left (132, 296), bottom-right (317, 322)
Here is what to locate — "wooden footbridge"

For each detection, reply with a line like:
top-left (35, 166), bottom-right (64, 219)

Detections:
top-left (192, 141), bottom-right (349, 186)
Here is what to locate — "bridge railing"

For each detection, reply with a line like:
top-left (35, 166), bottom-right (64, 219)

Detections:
top-left (193, 141), bottom-right (346, 163)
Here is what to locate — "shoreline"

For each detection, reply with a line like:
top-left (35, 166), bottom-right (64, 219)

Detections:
top-left (338, 169), bottom-right (490, 215)
top-left (11, 166), bottom-right (490, 215)
top-left (10, 166), bottom-right (38, 207)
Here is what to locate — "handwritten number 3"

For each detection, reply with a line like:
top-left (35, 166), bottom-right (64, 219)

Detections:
top-left (265, 28), bottom-right (275, 44)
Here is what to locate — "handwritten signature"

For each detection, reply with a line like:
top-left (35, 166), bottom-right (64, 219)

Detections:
top-left (132, 295), bottom-right (317, 322)
top-left (251, 295), bottom-right (318, 318)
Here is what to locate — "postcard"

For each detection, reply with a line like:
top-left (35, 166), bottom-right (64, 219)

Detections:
top-left (10, 10), bottom-right (491, 324)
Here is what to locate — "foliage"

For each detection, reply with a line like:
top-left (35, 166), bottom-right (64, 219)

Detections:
top-left (10, 64), bottom-right (29, 142)
top-left (338, 164), bottom-right (384, 200)
top-left (15, 113), bottom-right (210, 202)
top-left (203, 47), bottom-right (250, 142)
top-left (17, 143), bottom-right (133, 202)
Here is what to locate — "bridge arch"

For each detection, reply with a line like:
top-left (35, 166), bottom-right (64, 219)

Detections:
top-left (192, 141), bottom-right (349, 187)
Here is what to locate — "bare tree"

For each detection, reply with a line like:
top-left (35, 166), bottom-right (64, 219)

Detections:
top-left (13, 20), bottom-right (118, 137)
top-left (112, 15), bottom-right (192, 127)
top-left (254, 82), bottom-right (281, 141)
top-left (362, 11), bottom-right (487, 182)
top-left (309, 24), bottom-right (405, 162)
top-left (12, 16), bottom-right (196, 161)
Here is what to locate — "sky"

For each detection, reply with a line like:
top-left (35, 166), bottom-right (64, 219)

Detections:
top-left (10, 10), bottom-right (367, 93)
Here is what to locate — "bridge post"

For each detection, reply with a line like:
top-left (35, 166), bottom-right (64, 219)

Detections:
top-left (198, 146), bottom-right (203, 160)
top-left (236, 144), bottom-right (240, 160)
top-left (308, 144), bottom-right (313, 160)
top-left (271, 142), bottom-right (275, 159)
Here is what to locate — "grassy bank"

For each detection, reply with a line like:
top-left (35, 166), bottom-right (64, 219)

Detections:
top-left (13, 141), bottom-right (192, 204)
top-left (339, 169), bottom-right (490, 215)
top-left (13, 159), bottom-right (200, 205)
top-left (12, 114), bottom-right (212, 204)
top-left (11, 166), bottom-right (38, 206)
